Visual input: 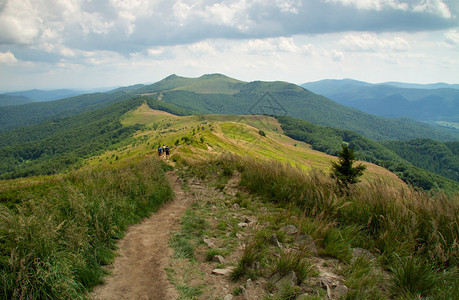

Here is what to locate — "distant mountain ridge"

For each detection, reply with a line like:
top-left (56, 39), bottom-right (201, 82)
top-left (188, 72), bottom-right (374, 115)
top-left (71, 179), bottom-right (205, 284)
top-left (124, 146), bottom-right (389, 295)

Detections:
top-left (133, 74), bottom-right (458, 141)
top-left (1, 87), bottom-right (118, 105)
top-left (301, 79), bottom-right (459, 123)
top-left (0, 94), bottom-right (35, 107)
top-left (1, 74), bottom-right (458, 141)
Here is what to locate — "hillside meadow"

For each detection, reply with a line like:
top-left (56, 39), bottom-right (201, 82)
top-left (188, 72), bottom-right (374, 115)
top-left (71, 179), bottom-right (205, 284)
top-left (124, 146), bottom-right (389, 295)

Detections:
top-left (1, 102), bottom-right (458, 299)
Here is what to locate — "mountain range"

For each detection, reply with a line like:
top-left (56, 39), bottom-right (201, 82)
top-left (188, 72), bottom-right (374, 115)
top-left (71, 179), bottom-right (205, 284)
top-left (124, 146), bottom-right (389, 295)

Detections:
top-left (0, 87), bottom-right (117, 107)
top-left (0, 73), bottom-right (458, 191)
top-left (302, 79), bottom-right (459, 127)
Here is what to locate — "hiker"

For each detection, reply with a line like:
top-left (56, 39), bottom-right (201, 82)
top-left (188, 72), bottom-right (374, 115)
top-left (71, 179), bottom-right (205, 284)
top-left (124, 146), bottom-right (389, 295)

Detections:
top-left (157, 146), bottom-right (163, 157)
top-left (165, 145), bottom-right (170, 159)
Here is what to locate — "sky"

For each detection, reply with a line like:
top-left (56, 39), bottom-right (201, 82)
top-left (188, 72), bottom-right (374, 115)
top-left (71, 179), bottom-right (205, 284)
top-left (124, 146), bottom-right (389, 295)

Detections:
top-left (0, 0), bottom-right (458, 91)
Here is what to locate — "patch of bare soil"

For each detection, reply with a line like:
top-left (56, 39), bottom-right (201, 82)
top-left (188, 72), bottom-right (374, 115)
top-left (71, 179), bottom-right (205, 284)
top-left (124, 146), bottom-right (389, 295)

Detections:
top-left (91, 171), bottom-right (190, 300)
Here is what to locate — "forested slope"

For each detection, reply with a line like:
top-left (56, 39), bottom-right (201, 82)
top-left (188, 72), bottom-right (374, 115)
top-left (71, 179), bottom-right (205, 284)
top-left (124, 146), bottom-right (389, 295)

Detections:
top-left (277, 116), bottom-right (459, 192)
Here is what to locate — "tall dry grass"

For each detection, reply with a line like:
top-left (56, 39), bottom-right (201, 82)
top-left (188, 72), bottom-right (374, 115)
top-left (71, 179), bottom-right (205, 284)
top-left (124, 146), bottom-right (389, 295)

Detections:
top-left (186, 154), bottom-right (458, 298)
top-left (0, 157), bottom-right (173, 299)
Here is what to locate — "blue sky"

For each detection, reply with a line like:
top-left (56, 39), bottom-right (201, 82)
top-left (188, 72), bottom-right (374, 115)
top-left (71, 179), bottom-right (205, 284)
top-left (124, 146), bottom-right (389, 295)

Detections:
top-left (0, 0), bottom-right (458, 91)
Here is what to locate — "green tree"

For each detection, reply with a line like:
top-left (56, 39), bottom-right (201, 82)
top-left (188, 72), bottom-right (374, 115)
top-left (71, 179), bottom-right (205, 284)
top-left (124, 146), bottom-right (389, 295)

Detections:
top-left (331, 143), bottom-right (366, 188)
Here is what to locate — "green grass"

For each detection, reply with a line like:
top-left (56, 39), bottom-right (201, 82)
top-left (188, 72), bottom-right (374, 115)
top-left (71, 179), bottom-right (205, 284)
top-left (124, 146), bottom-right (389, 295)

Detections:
top-left (188, 154), bottom-right (459, 298)
top-left (0, 157), bottom-right (173, 298)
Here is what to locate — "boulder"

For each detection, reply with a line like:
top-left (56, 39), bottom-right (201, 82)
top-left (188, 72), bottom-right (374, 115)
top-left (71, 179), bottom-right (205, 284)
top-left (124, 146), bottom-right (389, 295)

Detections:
top-left (203, 238), bottom-right (216, 248)
top-left (223, 294), bottom-right (233, 300)
top-left (297, 234), bottom-right (318, 255)
top-left (334, 285), bottom-right (349, 297)
top-left (270, 271), bottom-right (298, 290)
top-left (280, 225), bottom-right (298, 235)
top-left (213, 255), bottom-right (226, 264)
top-left (212, 267), bottom-right (234, 276)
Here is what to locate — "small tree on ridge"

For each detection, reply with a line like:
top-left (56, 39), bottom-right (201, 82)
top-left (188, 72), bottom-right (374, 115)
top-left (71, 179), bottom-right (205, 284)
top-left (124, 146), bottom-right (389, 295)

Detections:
top-left (331, 143), bottom-right (366, 189)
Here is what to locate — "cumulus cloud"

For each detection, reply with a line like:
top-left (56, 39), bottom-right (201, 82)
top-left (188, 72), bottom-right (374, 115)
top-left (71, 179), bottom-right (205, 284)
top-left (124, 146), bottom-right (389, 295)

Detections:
top-left (324, 0), bottom-right (409, 11)
top-left (413, 0), bottom-right (452, 18)
top-left (0, 50), bottom-right (17, 64)
top-left (444, 29), bottom-right (459, 46)
top-left (326, 0), bottom-right (452, 18)
top-left (1, 0), bottom-right (457, 55)
top-left (339, 33), bottom-right (410, 52)
top-left (243, 37), bottom-right (312, 55)
top-left (332, 50), bottom-right (344, 61)
top-left (0, 0), bottom-right (458, 89)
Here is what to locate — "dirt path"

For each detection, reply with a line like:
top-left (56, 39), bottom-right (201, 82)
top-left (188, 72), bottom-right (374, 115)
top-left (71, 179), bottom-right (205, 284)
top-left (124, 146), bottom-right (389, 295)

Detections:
top-left (91, 171), bottom-right (189, 300)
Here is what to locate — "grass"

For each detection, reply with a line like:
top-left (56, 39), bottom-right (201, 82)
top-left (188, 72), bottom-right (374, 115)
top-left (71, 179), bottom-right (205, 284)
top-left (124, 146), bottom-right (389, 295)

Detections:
top-left (0, 157), bottom-right (173, 299)
top-left (274, 249), bottom-right (314, 283)
top-left (342, 257), bottom-right (388, 299)
top-left (186, 154), bottom-right (459, 298)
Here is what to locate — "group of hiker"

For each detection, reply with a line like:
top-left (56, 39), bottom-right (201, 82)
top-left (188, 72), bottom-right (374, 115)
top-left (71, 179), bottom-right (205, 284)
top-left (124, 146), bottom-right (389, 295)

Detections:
top-left (157, 145), bottom-right (170, 159)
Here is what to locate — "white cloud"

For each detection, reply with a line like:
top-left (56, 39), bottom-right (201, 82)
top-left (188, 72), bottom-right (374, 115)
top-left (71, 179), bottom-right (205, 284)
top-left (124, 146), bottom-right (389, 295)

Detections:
top-left (0, 50), bottom-right (17, 64)
top-left (187, 41), bottom-right (218, 56)
top-left (326, 0), bottom-right (453, 18)
top-left (332, 50), bottom-right (344, 61)
top-left (0, 0), bottom-right (42, 44)
top-left (274, 0), bottom-right (302, 13)
top-left (444, 29), bottom-right (459, 46)
top-left (324, 0), bottom-right (409, 11)
top-left (413, 0), bottom-right (452, 18)
top-left (244, 37), bottom-right (312, 55)
top-left (202, 0), bottom-right (251, 31)
top-left (339, 33), bottom-right (410, 52)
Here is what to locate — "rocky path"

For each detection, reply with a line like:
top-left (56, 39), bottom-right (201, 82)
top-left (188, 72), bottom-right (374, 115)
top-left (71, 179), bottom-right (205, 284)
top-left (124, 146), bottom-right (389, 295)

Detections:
top-left (91, 171), bottom-right (189, 300)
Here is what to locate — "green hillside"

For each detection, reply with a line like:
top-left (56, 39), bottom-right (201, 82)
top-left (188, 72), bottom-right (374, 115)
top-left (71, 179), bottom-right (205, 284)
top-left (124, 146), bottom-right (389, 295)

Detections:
top-left (381, 139), bottom-right (459, 182)
top-left (1, 100), bottom-right (458, 299)
top-left (277, 116), bottom-right (459, 192)
top-left (0, 97), bottom-right (194, 179)
top-left (137, 74), bottom-right (459, 141)
top-left (302, 79), bottom-right (459, 123)
top-left (0, 92), bottom-right (136, 133)
top-left (1, 74), bottom-right (458, 141)
top-left (0, 94), bottom-right (34, 107)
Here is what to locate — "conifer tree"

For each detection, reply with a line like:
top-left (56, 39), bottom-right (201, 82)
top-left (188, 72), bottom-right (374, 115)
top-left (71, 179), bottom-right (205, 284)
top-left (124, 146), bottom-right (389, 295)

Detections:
top-left (331, 143), bottom-right (366, 188)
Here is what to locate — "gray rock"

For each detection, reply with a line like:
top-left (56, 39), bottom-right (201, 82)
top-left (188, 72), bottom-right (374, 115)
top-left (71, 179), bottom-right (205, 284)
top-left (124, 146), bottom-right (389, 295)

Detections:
top-left (212, 267), bottom-right (234, 276)
top-left (203, 238), bottom-right (216, 248)
top-left (270, 273), bottom-right (282, 284)
top-left (246, 278), bottom-right (253, 289)
top-left (273, 271), bottom-right (298, 290)
top-left (296, 294), bottom-right (309, 300)
top-left (223, 294), bottom-right (233, 300)
top-left (238, 222), bottom-right (248, 228)
top-left (351, 247), bottom-right (375, 263)
top-left (213, 255), bottom-right (226, 264)
top-left (269, 234), bottom-right (281, 247)
top-left (280, 225), bottom-right (298, 235)
top-left (334, 285), bottom-right (349, 297)
top-left (297, 234), bottom-right (318, 255)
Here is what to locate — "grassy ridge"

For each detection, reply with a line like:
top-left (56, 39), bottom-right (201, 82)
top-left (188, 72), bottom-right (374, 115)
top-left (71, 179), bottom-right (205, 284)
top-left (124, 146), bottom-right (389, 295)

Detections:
top-left (187, 155), bottom-right (458, 298)
top-left (0, 157), bottom-right (173, 299)
top-left (277, 115), bottom-right (459, 192)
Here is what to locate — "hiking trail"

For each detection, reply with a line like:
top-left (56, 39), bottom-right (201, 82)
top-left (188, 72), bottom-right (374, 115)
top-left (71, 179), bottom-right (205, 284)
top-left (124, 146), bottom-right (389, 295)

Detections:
top-left (91, 171), bottom-right (190, 300)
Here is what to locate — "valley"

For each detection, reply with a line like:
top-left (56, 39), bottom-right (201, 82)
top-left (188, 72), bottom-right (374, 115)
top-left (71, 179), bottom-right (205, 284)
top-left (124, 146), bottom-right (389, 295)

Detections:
top-left (0, 75), bottom-right (458, 299)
